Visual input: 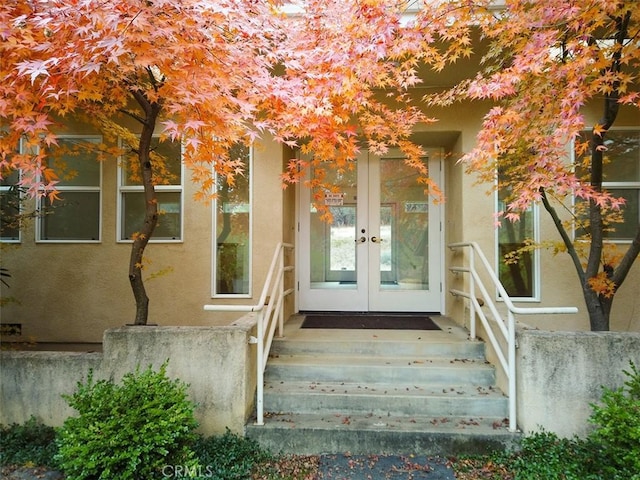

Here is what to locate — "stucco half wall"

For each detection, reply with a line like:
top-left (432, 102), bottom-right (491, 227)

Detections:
top-left (0, 318), bottom-right (258, 436)
top-left (516, 329), bottom-right (640, 438)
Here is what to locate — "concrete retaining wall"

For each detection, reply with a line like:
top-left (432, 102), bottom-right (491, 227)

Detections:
top-left (0, 317), bottom-right (258, 436)
top-left (517, 329), bottom-right (640, 437)
top-left (4, 319), bottom-right (640, 440)
top-left (0, 351), bottom-right (103, 426)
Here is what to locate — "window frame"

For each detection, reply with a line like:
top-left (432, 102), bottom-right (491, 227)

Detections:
top-left (35, 135), bottom-right (103, 244)
top-left (0, 152), bottom-right (21, 243)
top-left (211, 146), bottom-right (253, 298)
top-left (572, 127), bottom-right (640, 244)
top-left (494, 183), bottom-right (541, 302)
top-left (117, 136), bottom-right (185, 243)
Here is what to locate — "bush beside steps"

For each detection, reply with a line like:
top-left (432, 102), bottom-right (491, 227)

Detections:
top-left (1, 361), bottom-right (639, 479)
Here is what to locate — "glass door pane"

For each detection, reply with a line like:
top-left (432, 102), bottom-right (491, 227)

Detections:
top-left (309, 166), bottom-right (359, 288)
top-left (298, 153), bottom-right (368, 311)
top-left (379, 157), bottom-right (429, 291)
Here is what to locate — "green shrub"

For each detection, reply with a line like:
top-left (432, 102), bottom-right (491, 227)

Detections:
top-left (508, 430), bottom-right (605, 480)
top-left (0, 416), bottom-right (57, 467)
top-left (55, 362), bottom-right (199, 480)
top-left (589, 361), bottom-right (640, 480)
top-left (191, 429), bottom-right (272, 480)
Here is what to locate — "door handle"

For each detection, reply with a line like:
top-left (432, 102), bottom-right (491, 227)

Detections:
top-left (371, 236), bottom-right (383, 243)
top-left (355, 236), bottom-right (367, 243)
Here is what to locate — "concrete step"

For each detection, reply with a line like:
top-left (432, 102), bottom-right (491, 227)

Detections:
top-left (245, 412), bottom-right (520, 455)
top-left (265, 354), bottom-right (496, 386)
top-left (270, 336), bottom-right (486, 360)
top-left (249, 316), bottom-right (518, 456)
top-left (263, 381), bottom-right (508, 418)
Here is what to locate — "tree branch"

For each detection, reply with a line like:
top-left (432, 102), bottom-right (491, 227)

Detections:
top-left (540, 187), bottom-right (586, 285)
top-left (129, 88), bottom-right (154, 126)
top-left (117, 108), bottom-right (146, 125)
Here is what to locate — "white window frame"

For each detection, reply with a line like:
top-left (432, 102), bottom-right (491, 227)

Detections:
top-left (35, 135), bottom-right (103, 244)
top-left (495, 186), bottom-right (541, 302)
top-left (117, 136), bottom-right (184, 243)
top-left (211, 146), bottom-right (253, 298)
top-left (572, 127), bottom-right (640, 244)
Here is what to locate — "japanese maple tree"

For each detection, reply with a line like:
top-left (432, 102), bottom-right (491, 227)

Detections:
top-left (0, 0), bottom-right (453, 325)
top-left (1, 0), bottom-right (294, 324)
top-left (4, 0), bottom-right (636, 332)
top-left (424, 0), bottom-right (640, 330)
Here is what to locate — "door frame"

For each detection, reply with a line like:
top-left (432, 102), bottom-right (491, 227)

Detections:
top-left (295, 149), bottom-right (446, 314)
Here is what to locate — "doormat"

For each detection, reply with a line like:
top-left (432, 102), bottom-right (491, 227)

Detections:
top-left (301, 314), bottom-right (440, 330)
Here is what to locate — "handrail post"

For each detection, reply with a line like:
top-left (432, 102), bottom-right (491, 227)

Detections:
top-left (278, 248), bottom-right (285, 338)
top-left (255, 309), bottom-right (265, 426)
top-left (469, 247), bottom-right (476, 340)
top-left (507, 310), bottom-right (517, 432)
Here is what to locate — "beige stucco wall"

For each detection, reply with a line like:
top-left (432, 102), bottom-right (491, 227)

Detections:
top-left (1, 97), bottom-right (638, 344)
top-left (1, 131), bottom-right (288, 343)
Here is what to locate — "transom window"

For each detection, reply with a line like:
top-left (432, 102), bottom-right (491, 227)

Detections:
top-left (36, 136), bottom-right (102, 242)
top-left (118, 138), bottom-right (184, 242)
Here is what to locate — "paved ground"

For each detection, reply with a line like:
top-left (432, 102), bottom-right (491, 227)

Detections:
top-left (1, 455), bottom-right (455, 479)
top-left (318, 454), bottom-right (455, 479)
top-left (0, 467), bottom-right (63, 480)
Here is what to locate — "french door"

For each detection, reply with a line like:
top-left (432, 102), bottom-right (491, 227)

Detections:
top-left (298, 149), bottom-right (443, 312)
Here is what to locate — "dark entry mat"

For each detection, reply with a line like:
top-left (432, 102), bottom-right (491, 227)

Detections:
top-left (301, 314), bottom-right (439, 330)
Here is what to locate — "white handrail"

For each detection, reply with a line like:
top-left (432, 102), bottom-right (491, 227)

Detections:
top-left (204, 242), bottom-right (294, 426)
top-left (448, 241), bottom-right (577, 432)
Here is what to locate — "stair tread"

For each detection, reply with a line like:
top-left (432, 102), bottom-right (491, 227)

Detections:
top-left (268, 354), bottom-right (491, 368)
top-left (264, 381), bottom-right (506, 398)
top-left (254, 411), bottom-right (511, 435)
top-left (271, 338), bottom-right (485, 356)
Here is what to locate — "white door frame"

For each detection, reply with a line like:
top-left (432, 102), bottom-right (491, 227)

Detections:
top-left (295, 150), bottom-right (445, 313)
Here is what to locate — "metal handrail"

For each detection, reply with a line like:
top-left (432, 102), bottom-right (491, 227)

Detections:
top-left (204, 242), bottom-right (295, 425)
top-left (448, 241), bottom-right (577, 432)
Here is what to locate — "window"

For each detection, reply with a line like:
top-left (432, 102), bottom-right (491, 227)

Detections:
top-left (118, 138), bottom-right (183, 242)
top-left (213, 144), bottom-right (251, 296)
top-left (575, 129), bottom-right (640, 241)
top-left (36, 136), bottom-right (102, 242)
top-left (1, 167), bottom-right (20, 242)
top-left (496, 181), bottom-right (539, 300)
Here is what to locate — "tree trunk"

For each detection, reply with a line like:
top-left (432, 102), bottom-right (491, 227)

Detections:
top-left (127, 94), bottom-right (161, 325)
top-left (541, 188), bottom-right (612, 332)
top-left (582, 284), bottom-right (611, 332)
top-left (580, 11), bottom-right (632, 331)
